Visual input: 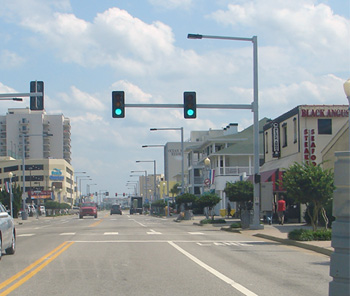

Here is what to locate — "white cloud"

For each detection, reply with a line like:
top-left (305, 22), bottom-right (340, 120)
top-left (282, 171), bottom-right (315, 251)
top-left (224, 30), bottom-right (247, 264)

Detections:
top-left (60, 86), bottom-right (105, 112)
top-left (148, 0), bottom-right (193, 10)
top-left (0, 50), bottom-right (25, 68)
top-left (209, 0), bottom-right (349, 71)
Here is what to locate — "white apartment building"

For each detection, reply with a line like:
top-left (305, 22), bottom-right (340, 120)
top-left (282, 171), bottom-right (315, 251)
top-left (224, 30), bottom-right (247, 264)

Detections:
top-left (0, 108), bottom-right (71, 164)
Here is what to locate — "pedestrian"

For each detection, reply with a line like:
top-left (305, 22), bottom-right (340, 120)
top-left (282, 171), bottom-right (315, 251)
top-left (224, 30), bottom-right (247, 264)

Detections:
top-left (227, 203), bottom-right (231, 218)
top-left (277, 195), bottom-right (286, 225)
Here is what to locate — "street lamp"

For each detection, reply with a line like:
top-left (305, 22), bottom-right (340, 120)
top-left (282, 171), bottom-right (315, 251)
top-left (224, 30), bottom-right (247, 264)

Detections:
top-left (187, 33), bottom-right (261, 230)
top-left (142, 144), bottom-right (169, 198)
top-left (343, 79), bottom-right (350, 151)
top-left (79, 178), bottom-right (92, 203)
top-left (136, 161), bottom-right (157, 200)
top-left (20, 132), bottom-right (52, 220)
top-left (8, 172), bottom-right (13, 217)
top-left (150, 127), bottom-right (184, 194)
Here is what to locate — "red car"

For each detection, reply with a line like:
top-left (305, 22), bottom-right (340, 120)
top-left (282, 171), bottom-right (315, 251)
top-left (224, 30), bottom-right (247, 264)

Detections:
top-left (79, 202), bottom-right (97, 219)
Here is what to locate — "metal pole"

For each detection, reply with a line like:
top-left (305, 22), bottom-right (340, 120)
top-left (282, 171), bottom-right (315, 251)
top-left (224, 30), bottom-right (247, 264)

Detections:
top-left (21, 135), bottom-right (27, 220)
top-left (154, 160), bottom-right (157, 200)
top-left (187, 33), bottom-right (262, 229)
top-left (251, 36), bottom-right (261, 229)
top-left (181, 127), bottom-right (184, 193)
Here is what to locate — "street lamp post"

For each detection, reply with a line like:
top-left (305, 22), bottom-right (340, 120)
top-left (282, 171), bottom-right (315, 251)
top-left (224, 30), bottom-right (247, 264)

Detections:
top-left (136, 161), bottom-right (157, 200)
top-left (150, 127), bottom-right (184, 194)
top-left (8, 172), bottom-right (13, 217)
top-left (187, 33), bottom-right (261, 230)
top-left (343, 79), bottom-right (350, 151)
top-left (20, 133), bottom-right (52, 220)
top-left (79, 178), bottom-right (92, 203)
top-left (142, 144), bottom-right (169, 198)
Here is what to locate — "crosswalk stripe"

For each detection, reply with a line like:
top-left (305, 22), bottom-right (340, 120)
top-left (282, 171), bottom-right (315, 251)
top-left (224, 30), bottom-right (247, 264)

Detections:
top-left (104, 232), bottom-right (119, 235)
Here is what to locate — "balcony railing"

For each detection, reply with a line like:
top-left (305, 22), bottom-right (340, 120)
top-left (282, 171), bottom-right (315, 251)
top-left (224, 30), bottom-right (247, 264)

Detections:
top-left (217, 166), bottom-right (252, 176)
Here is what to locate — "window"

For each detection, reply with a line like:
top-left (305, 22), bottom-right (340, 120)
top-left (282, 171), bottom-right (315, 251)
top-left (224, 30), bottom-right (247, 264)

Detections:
top-left (293, 117), bottom-right (298, 143)
top-left (282, 123), bottom-right (287, 147)
top-left (318, 119), bottom-right (332, 135)
top-left (265, 132), bottom-right (269, 154)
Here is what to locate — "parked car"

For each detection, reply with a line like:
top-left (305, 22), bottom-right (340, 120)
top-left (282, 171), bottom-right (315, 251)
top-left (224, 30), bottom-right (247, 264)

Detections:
top-left (110, 204), bottom-right (122, 215)
top-left (0, 202), bottom-right (16, 260)
top-left (79, 202), bottom-right (97, 219)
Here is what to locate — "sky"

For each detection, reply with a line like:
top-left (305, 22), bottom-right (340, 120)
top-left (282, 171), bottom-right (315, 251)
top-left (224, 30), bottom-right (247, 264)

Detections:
top-left (0, 0), bottom-right (349, 198)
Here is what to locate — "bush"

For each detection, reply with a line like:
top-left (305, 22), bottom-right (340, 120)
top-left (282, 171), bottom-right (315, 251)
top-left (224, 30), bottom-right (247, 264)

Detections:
top-left (230, 222), bottom-right (241, 229)
top-left (288, 229), bottom-right (332, 241)
top-left (312, 229), bottom-right (332, 241)
top-left (200, 219), bottom-right (226, 225)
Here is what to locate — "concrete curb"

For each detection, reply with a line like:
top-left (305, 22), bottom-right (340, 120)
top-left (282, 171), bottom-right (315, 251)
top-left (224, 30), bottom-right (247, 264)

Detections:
top-left (253, 233), bottom-right (333, 257)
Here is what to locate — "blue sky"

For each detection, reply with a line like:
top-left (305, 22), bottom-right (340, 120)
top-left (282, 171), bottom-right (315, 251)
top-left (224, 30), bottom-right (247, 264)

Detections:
top-left (0, 0), bottom-right (349, 197)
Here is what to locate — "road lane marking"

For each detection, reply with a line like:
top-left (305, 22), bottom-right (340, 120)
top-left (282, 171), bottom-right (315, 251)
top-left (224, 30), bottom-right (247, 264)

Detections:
top-left (147, 229), bottom-right (162, 235)
top-left (104, 232), bottom-right (119, 235)
top-left (17, 234), bottom-right (35, 237)
top-left (129, 219), bottom-right (147, 227)
top-left (188, 232), bottom-right (204, 235)
top-left (60, 233), bottom-right (76, 236)
top-left (0, 241), bottom-right (74, 295)
top-left (168, 241), bottom-right (258, 296)
top-left (89, 219), bottom-right (103, 227)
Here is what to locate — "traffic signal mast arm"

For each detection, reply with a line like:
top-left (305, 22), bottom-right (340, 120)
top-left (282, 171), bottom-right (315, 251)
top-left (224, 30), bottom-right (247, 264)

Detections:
top-left (0, 92), bottom-right (43, 98)
top-left (125, 103), bottom-right (253, 110)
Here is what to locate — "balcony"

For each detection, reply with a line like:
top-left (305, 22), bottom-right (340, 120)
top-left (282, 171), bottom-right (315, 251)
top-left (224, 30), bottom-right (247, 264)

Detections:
top-left (216, 166), bottom-right (252, 176)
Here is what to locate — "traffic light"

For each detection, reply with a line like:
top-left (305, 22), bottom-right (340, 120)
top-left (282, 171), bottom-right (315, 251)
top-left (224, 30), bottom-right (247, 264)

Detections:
top-left (112, 91), bottom-right (125, 118)
top-left (184, 92), bottom-right (196, 119)
top-left (30, 81), bottom-right (44, 111)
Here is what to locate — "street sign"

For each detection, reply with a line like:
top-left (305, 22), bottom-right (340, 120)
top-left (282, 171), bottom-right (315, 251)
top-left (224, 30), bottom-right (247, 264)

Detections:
top-left (204, 178), bottom-right (211, 186)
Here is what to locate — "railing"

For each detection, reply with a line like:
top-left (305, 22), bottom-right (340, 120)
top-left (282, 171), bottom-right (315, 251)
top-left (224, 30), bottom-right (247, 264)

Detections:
top-left (217, 166), bottom-right (252, 176)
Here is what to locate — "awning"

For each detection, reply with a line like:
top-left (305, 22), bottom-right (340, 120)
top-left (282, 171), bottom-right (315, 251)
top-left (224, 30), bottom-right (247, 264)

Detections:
top-left (247, 169), bottom-right (278, 183)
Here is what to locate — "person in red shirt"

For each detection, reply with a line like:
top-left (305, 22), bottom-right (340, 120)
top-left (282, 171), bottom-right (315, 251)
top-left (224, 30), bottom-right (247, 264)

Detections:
top-left (277, 196), bottom-right (286, 225)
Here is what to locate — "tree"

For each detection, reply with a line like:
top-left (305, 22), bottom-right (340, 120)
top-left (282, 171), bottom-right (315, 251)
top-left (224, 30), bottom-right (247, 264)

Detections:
top-left (197, 193), bottom-right (221, 220)
top-left (224, 180), bottom-right (253, 215)
top-left (170, 183), bottom-right (180, 197)
top-left (176, 193), bottom-right (197, 210)
top-left (281, 162), bottom-right (334, 231)
top-left (0, 184), bottom-right (22, 217)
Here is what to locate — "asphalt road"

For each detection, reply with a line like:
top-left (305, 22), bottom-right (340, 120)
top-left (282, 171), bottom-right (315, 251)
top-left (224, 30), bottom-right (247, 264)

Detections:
top-left (0, 211), bottom-right (331, 296)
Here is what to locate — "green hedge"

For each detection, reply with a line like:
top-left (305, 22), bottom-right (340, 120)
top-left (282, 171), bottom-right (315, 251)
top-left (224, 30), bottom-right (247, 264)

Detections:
top-left (288, 229), bottom-right (332, 241)
top-left (200, 219), bottom-right (226, 224)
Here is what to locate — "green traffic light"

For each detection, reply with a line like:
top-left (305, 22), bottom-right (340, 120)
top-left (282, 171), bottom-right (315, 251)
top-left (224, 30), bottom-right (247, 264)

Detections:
top-left (115, 109), bottom-right (122, 116)
top-left (187, 109), bottom-right (194, 117)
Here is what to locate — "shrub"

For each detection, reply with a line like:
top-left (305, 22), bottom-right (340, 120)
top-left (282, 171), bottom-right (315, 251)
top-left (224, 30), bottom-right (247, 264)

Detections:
top-left (200, 219), bottom-right (226, 224)
top-left (313, 229), bottom-right (332, 241)
top-left (230, 222), bottom-right (241, 229)
top-left (288, 228), bottom-right (332, 241)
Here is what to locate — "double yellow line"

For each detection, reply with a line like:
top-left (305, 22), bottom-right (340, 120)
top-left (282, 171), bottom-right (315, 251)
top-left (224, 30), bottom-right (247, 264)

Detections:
top-left (0, 241), bottom-right (74, 296)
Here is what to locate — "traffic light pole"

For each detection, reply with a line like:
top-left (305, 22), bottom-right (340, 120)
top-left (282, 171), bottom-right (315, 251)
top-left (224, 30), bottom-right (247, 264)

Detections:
top-left (125, 103), bottom-right (252, 110)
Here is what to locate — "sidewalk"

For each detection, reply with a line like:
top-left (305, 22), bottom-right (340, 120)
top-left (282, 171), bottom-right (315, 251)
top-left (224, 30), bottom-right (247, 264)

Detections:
top-left (177, 215), bottom-right (333, 257)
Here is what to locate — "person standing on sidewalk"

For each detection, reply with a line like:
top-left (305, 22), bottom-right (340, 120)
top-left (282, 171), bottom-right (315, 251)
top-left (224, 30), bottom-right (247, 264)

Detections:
top-left (227, 202), bottom-right (231, 218)
top-left (277, 196), bottom-right (286, 225)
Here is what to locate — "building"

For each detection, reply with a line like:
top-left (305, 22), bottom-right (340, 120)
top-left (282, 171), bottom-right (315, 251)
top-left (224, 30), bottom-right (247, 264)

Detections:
top-left (261, 105), bottom-right (349, 221)
top-left (185, 119), bottom-right (268, 213)
top-left (0, 107), bottom-right (75, 205)
top-left (0, 157), bottom-right (74, 205)
top-left (0, 108), bottom-right (71, 163)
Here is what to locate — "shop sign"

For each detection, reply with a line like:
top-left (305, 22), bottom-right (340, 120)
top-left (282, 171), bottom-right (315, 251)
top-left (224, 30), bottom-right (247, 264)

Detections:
top-left (301, 108), bottom-right (349, 117)
top-left (49, 168), bottom-right (64, 181)
top-left (303, 129), bottom-right (317, 165)
top-left (272, 122), bottom-right (280, 158)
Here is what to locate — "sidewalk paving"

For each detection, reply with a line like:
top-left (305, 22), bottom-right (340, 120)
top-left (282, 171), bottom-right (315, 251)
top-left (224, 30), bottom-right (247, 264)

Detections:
top-left (178, 215), bottom-right (333, 257)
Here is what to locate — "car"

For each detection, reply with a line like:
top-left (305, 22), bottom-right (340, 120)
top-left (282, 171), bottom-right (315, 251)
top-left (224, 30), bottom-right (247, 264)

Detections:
top-left (110, 204), bottom-right (122, 215)
top-left (0, 202), bottom-right (16, 260)
top-left (79, 202), bottom-right (97, 219)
